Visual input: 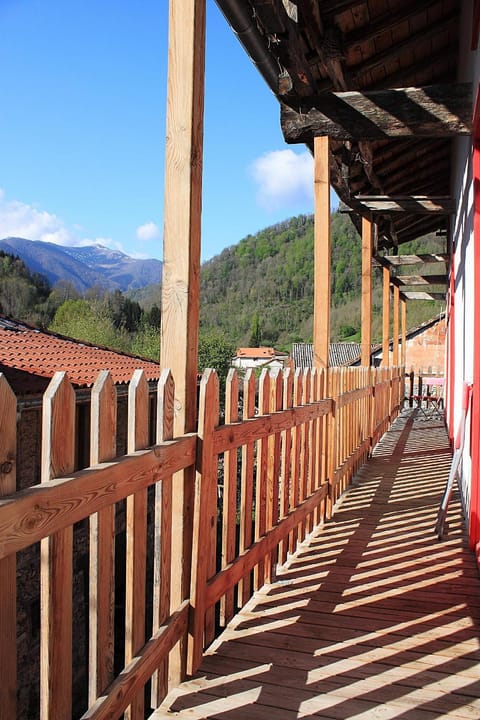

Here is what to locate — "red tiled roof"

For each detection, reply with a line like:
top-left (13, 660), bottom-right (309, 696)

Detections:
top-left (235, 347), bottom-right (277, 358)
top-left (0, 316), bottom-right (160, 395)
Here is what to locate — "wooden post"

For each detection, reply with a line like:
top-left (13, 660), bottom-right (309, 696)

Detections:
top-left (160, 0), bottom-right (206, 683)
top-left (0, 375), bottom-right (16, 720)
top-left (382, 266), bottom-right (390, 366)
top-left (361, 217), bottom-right (373, 366)
top-left (393, 284), bottom-right (400, 365)
top-left (313, 136), bottom-right (331, 369)
top-left (401, 298), bottom-right (407, 367)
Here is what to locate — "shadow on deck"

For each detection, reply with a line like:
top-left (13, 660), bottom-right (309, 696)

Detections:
top-left (153, 411), bottom-right (480, 719)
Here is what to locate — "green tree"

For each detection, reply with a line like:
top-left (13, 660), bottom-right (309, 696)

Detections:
top-left (249, 311), bottom-right (261, 346)
top-left (198, 330), bottom-right (236, 392)
top-left (50, 298), bottom-right (127, 350)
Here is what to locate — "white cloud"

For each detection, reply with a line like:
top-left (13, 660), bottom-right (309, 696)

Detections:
top-left (136, 221), bottom-right (160, 242)
top-left (0, 190), bottom-right (75, 245)
top-left (250, 149), bottom-right (314, 211)
top-left (0, 189), bottom-right (122, 251)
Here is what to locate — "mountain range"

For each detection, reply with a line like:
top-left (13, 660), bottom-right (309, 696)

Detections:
top-left (0, 237), bottom-right (162, 292)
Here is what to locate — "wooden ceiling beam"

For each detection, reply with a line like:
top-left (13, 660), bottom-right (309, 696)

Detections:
top-left (281, 84), bottom-right (472, 142)
top-left (349, 195), bottom-right (455, 214)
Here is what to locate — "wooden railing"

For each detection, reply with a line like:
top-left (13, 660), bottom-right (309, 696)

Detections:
top-left (0, 364), bottom-right (403, 720)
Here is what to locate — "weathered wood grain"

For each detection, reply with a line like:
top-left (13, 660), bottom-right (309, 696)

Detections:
top-left (281, 84), bottom-right (472, 142)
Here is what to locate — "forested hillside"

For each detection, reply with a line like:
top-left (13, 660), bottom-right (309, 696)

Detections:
top-left (1, 213), bottom-right (446, 359)
top-left (199, 212), bottom-right (445, 348)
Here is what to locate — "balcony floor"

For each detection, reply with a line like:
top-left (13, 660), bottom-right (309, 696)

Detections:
top-left (153, 411), bottom-right (480, 719)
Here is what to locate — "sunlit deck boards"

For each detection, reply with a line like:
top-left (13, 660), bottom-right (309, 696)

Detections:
top-left (152, 412), bottom-right (480, 720)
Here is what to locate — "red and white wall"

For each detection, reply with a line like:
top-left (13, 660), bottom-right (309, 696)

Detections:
top-left (449, 1), bottom-right (480, 553)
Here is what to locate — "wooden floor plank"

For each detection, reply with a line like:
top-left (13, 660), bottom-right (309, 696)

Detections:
top-left (151, 413), bottom-right (480, 720)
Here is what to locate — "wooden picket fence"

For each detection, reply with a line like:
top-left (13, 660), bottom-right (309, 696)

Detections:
top-left (0, 364), bottom-right (403, 720)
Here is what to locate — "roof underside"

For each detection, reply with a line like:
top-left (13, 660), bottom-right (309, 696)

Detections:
top-left (216, 0), bottom-right (468, 268)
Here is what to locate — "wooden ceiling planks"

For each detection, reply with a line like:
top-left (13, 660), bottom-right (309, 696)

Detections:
top-left (219, 0), bottom-right (463, 270)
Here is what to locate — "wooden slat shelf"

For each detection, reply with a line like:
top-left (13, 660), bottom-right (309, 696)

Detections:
top-left (152, 413), bottom-right (480, 720)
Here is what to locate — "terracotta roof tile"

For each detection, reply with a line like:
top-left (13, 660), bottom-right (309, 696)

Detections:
top-left (235, 347), bottom-right (276, 358)
top-left (0, 315), bottom-right (160, 395)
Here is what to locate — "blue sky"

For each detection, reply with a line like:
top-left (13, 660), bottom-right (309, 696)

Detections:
top-left (0, 0), bottom-right (324, 262)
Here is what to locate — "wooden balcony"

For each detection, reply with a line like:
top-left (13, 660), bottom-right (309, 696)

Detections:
top-left (153, 412), bottom-right (480, 719)
top-left (3, 362), bottom-right (479, 719)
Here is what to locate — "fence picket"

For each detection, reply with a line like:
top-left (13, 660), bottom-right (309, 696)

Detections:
top-left (279, 368), bottom-right (293, 565)
top-left (151, 369), bottom-right (175, 707)
top-left (189, 369), bottom-right (219, 674)
top-left (40, 372), bottom-right (75, 720)
top-left (265, 368), bottom-right (282, 583)
top-left (125, 369), bottom-right (149, 720)
top-left (238, 370), bottom-right (255, 606)
top-left (89, 371), bottom-right (117, 705)
top-left (221, 369), bottom-right (239, 625)
top-left (254, 369), bottom-right (270, 590)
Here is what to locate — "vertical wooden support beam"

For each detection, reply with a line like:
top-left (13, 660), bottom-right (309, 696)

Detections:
top-left (313, 136), bottom-right (331, 369)
top-left (41, 372), bottom-right (75, 720)
top-left (0, 375), bottom-right (16, 720)
top-left (89, 371), bottom-right (117, 705)
top-left (161, 0), bottom-right (206, 683)
top-left (361, 217), bottom-right (373, 366)
top-left (382, 266), bottom-right (390, 366)
top-left (401, 298), bottom-right (407, 367)
top-left (393, 284), bottom-right (400, 366)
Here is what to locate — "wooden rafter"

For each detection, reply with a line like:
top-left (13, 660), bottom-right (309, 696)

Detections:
top-left (281, 84), bottom-right (471, 143)
top-left (400, 291), bottom-right (446, 301)
top-left (351, 195), bottom-right (455, 214)
top-left (395, 274), bottom-right (447, 286)
top-left (374, 254), bottom-right (448, 268)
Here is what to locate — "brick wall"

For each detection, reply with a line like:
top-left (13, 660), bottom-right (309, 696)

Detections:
top-left (405, 321), bottom-right (446, 375)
